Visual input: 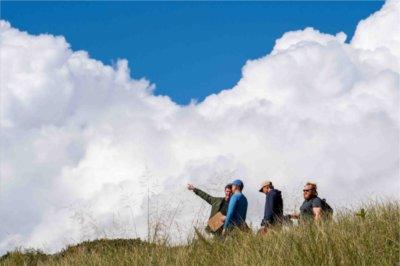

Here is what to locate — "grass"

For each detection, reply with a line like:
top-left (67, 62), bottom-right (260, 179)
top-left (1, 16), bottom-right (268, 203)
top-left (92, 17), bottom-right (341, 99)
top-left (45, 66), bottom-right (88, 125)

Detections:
top-left (1, 202), bottom-right (399, 265)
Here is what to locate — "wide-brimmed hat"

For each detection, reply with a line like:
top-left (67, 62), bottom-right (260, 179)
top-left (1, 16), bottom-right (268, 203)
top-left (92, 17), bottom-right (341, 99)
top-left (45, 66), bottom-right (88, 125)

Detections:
top-left (259, 181), bottom-right (273, 192)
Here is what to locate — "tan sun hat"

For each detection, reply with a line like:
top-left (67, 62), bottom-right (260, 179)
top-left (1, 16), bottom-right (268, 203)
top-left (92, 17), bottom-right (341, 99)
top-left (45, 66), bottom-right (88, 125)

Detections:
top-left (259, 181), bottom-right (273, 192)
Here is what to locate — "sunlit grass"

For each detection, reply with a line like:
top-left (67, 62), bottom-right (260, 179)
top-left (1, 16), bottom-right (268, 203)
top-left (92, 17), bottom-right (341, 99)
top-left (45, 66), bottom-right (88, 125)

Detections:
top-left (1, 202), bottom-right (399, 265)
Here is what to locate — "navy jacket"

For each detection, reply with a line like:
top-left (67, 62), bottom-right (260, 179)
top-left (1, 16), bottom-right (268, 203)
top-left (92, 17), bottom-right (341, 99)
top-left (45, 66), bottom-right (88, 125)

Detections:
top-left (261, 189), bottom-right (283, 226)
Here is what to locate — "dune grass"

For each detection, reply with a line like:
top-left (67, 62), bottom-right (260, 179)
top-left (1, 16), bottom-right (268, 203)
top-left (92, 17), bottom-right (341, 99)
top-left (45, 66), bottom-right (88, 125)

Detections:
top-left (1, 202), bottom-right (399, 265)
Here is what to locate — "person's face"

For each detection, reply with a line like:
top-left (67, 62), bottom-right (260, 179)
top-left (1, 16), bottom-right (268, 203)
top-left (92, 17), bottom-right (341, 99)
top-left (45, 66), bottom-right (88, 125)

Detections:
top-left (303, 185), bottom-right (314, 200)
top-left (262, 186), bottom-right (269, 194)
top-left (224, 188), bottom-right (232, 200)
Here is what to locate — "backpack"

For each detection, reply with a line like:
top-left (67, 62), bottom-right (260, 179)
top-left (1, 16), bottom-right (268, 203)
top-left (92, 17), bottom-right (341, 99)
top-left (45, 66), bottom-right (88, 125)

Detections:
top-left (321, 198), bottom-right (333, 217)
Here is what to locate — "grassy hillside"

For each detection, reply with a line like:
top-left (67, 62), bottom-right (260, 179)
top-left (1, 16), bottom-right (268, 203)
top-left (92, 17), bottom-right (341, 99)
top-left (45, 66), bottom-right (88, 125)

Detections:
top-left (1, 202), bottom-right (399, 265)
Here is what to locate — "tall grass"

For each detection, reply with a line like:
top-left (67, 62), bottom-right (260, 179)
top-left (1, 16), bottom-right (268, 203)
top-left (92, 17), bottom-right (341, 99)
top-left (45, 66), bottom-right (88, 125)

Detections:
top-left (1, 202), bottom-right (399, 265)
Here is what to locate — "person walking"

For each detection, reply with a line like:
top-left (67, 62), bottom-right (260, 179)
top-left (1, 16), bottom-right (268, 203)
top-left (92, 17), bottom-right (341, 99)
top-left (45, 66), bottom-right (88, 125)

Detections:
top-left (259, 181), bottom-right (284, 228)
top-left (222, 179), bottom-right (248, 235)
top-left (290, 182), bottom-right (332, 222)
top-left (187, 183), bottom-right (232, 235)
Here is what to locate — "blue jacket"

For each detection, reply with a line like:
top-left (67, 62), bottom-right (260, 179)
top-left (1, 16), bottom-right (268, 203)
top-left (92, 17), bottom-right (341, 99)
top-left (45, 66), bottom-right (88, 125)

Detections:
top-left (261, 189), bottom-right (283, 226)
top-left (224, 192), bottom-right (248, 229)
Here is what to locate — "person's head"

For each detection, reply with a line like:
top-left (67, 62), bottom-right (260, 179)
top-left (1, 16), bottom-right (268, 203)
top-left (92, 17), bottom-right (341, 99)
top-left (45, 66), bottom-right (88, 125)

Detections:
top-left (303, 182), bottom-right (317, 200)
top-left (224, 184), bottom-right (232, 200)
top-left (231, 179), bottom-right (244, 193)
top-left (259, 181), bottom-right (274, 194)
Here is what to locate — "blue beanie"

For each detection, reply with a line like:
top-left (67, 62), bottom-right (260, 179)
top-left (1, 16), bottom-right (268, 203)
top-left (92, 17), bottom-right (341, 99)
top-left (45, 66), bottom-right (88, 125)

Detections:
top-left (232, 179), bottom-right (244, 188)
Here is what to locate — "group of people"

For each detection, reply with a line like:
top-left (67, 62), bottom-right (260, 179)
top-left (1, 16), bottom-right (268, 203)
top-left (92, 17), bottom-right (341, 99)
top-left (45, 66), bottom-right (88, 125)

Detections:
top-left (187, 180), bottom-right (332, 236)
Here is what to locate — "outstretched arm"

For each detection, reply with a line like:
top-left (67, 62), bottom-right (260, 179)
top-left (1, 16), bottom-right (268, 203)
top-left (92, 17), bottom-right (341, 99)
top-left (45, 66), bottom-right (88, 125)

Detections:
top-left (187, 183), bottom-right (214, 205)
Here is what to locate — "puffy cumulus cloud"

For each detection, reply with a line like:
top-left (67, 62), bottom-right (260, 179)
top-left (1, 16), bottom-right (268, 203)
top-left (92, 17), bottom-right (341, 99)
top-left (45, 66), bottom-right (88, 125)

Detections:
top-left (351, 0), bottom-right (400, 58)
top-left (271, 27), bottom-right (347, 55)
top-left (0, 1), bottom-right (399, 254)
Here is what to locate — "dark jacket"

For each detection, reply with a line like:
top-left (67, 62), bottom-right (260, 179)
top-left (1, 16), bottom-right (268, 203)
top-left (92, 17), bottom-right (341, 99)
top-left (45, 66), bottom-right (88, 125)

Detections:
top-left (261, 189), bottom-right (283, 226)
top-left (193, 188), bottom-right (230, 234)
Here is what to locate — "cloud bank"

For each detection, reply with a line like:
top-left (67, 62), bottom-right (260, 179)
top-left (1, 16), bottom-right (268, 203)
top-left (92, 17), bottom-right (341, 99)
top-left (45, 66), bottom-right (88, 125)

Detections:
top-left (1, 1), bottom-right (399, 254)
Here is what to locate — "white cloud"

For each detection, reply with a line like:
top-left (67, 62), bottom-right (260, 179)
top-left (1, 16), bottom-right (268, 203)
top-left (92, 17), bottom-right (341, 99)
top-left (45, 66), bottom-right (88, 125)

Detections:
top-left (351, 0), bottom-right (400, 59)
top-left (0, 1), bottom-right (399, 254)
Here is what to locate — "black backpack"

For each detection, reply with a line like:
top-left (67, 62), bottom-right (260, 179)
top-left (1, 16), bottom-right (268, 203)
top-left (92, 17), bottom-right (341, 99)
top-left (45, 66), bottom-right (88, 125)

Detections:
top-left (321, 198), bottom-right (333, 217)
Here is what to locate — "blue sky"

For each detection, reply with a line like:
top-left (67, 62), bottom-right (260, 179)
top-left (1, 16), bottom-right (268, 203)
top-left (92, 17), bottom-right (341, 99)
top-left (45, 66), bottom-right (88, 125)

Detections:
top-left (2, 1), bottom-right (384, 104)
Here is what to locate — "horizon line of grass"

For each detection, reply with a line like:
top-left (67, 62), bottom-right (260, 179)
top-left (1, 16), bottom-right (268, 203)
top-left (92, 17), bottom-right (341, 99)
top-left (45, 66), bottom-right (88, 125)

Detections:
top-left (1, 201), bottom-right (399, 265)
